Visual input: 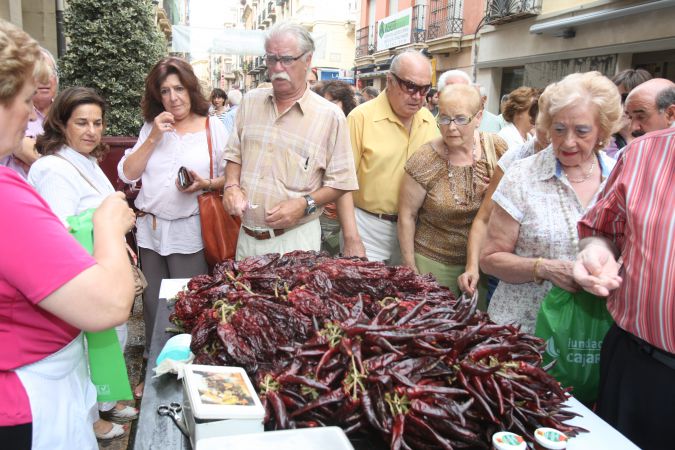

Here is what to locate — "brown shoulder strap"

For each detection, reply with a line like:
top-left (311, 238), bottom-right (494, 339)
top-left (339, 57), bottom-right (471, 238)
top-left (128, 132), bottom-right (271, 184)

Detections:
top-left (53, 153), bottom-right (102, 194)
top-left (482, 132), bottom-right (498, 178)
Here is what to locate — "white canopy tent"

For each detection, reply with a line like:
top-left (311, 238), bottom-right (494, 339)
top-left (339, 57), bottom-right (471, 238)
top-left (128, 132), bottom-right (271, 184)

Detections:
top-left (171, 25), bottom-right (328, 59)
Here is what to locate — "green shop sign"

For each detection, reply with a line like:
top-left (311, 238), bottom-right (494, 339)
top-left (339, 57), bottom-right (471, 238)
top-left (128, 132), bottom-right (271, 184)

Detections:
top-left (376, 8), bottom-right (412, 51)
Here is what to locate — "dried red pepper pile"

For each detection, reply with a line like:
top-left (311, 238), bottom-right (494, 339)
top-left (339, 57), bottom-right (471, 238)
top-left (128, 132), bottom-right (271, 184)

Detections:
top-left (171, 251), bottom-right (583, 449)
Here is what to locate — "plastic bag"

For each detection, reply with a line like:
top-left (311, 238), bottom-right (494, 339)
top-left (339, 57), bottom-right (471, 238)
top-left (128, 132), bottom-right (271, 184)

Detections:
top-left (534, 286), bottom-right (613, 404)
top-left (67, 209), bottom-right (133, 402)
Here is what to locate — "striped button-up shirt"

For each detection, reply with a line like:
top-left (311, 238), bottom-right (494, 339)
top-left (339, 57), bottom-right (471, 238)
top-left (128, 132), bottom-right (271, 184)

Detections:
top-left (578, 127), bottom-right (675, 354)
top-left (224, 86), bottom-right (358, 228)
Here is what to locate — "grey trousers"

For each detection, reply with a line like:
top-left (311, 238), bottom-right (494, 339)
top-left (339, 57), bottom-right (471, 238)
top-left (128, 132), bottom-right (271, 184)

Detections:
top-left (139, 248), bottom-right (208, 358)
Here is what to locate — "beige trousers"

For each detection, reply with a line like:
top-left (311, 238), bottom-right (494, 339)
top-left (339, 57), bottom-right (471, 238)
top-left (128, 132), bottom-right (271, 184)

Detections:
top-left (236, 219), bottom-right (321, 260)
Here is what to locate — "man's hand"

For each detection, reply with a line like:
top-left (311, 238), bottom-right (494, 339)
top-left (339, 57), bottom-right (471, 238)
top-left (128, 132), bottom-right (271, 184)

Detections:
top-left (265, 198), bottom-right (305, 229)
top-left (223, 185), bottom-right (248, 217)
top-left (573, 244), bottom-right (622, 296)
top-left (342, 235), bottom-right (366, 258)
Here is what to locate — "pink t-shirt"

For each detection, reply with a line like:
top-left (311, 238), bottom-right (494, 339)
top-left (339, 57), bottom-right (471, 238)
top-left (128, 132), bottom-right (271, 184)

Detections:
top-left (0, 167), bottom-right (95, 426)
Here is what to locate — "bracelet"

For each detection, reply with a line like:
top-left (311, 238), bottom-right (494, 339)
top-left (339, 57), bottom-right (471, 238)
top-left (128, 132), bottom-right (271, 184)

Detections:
top-left (533, 257), bottom-right (544, 284)
top-left (207, 179), bottom-right (212, 191)
top-left (223, 183), bottom-right (240, 191)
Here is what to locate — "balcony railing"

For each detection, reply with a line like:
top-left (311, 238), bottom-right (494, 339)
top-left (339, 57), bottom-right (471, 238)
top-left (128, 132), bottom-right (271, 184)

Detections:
top-left (355, 25), bottom-right (374, 58)
top-left (485, 0), bottom-right (541, 25)
top-left (411, 4), bottom-right (427, 44)
top-left (427, 0), bottom-right (463, 40)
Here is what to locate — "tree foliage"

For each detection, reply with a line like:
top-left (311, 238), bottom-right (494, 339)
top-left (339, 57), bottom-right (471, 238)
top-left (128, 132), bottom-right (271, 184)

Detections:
top-left (60, 0), bottom-right (166, 136)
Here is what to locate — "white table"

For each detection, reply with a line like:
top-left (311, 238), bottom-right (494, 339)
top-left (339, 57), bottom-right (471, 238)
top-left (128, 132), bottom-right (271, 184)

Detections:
top-left (564, 397), bottom-right (639, 449)
top-left (153, 279), bottom-right (639, 450)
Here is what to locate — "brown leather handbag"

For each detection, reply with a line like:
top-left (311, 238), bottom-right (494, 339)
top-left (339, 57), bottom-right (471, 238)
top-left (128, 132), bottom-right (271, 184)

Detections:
top-left (198, 117), bottom-right (241, 266)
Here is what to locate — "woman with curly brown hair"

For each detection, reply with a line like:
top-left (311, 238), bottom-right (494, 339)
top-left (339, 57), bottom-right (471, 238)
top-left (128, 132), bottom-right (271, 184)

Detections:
top-left (117, 57), bottom-right (229, 376)
top-left (317, 80), bottom-right (358, 116)
top-left (497, 86), bottom-right (539, 150)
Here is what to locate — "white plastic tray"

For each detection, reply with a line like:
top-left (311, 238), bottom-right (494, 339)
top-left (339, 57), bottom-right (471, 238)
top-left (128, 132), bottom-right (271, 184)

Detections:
top-left (196, 427), bottom-right (354, 450)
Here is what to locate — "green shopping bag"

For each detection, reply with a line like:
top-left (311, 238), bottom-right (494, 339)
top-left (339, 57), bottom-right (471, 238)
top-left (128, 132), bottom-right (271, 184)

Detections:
top-left (534, 286), bottom-right (613, 404)
top-left (68, 209), bottom-right (133, 402)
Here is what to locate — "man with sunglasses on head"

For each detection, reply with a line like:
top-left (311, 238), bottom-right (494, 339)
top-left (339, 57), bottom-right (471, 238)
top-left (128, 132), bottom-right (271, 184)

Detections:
top-left (343, 50), bottom-right (439, 264)
top-left (223, 21), bottom-right (359, 259)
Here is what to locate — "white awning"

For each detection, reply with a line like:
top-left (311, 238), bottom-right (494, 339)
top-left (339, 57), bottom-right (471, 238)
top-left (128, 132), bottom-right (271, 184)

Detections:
top-left (172, 26), bottom-right (266, 56)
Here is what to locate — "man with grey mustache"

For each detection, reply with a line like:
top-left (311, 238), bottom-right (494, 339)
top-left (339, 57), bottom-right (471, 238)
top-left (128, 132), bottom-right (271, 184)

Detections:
top-left (223, 21), bottom-right (359, 259)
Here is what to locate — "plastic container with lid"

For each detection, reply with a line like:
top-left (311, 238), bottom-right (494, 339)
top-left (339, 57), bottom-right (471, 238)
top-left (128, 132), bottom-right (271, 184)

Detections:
top-left (534, 427), bottom-right (568, 450)
top-left (492, 431), bottom-right (527, 450)
top-left (182, 364), bottom-right (265, 449)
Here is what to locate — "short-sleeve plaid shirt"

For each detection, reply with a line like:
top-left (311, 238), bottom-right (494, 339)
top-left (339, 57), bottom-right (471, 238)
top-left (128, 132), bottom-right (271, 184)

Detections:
top-left (224, 86), bottom-right (358, 228)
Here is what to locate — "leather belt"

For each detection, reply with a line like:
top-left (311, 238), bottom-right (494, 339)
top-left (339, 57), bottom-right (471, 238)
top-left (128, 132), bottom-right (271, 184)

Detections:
top-left (136, 210), bottom-right (156, 230)
top-left (242, 226), bottom-right (286, 240)
top-left (626, 328), bottom-right (675, 371)
top-left (362, 209), bottom-right (398, 223)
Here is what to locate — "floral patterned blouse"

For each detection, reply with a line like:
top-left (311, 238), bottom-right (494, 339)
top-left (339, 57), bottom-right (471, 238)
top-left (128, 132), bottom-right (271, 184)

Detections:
top-left (487, 146), bottom-right (615, 333)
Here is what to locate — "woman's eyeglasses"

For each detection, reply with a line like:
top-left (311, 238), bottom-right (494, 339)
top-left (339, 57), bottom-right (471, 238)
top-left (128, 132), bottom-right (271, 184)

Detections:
top-left (391, 72), bottom-right (432, 96)
top-left (436, 112), bottom-right (479, 127)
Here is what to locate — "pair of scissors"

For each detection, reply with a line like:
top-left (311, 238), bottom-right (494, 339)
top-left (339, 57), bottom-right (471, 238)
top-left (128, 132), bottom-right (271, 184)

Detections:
top-left (157, 402), bottom-right (189, 437)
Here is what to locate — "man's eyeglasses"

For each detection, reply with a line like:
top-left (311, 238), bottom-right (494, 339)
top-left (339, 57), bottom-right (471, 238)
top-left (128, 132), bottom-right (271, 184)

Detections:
top-left (437, 112), bottom-right (479, 127)
top-left (264, 52), bottom-right (307, 67)
top-left (391, 72), bottom-right (431, 96)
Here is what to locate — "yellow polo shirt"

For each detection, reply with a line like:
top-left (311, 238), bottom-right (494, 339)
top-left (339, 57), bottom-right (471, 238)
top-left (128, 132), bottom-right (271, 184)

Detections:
top-left (347, 91), bottom-right (439, 214)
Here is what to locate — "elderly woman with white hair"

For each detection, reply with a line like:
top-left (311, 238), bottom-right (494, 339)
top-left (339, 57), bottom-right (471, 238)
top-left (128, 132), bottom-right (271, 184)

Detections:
top-left (437, 69), bottom-right (471, 91)
top-left (480, 71), bottom-right (621, 333)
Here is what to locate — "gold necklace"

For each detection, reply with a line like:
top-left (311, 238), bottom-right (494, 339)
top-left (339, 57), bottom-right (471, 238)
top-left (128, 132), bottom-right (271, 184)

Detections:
top-left (445, 136), bottom-right (478, 206)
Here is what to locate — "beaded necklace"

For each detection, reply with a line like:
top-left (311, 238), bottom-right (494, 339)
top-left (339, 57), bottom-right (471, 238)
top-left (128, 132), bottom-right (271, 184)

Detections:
top-left (555, 181), bottom-right (580, 252)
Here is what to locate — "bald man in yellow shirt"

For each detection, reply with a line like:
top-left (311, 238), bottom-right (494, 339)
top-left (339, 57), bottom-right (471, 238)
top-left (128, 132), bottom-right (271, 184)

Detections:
top-left (341, 50), bottom-right (440, 264)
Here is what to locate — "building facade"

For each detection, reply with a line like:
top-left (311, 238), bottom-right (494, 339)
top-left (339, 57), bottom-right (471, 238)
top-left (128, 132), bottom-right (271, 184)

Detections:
top-left (476, 0), bottom-right (675, 113)
top-left (354, 0), bottom-right (675, 112)
top-left (241, 0), bottom-right (358, 90)
top-left (354, 0), bottom-right (485, 91)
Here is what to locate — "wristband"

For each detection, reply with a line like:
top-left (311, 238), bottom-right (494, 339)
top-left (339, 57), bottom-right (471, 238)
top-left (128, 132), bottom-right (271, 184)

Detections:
top-left (533, 257), bottom-right (544, 284)
top-left (207, 179), bottom-right (212, 191)
top-left (223, 183), bottom-right (240, 191)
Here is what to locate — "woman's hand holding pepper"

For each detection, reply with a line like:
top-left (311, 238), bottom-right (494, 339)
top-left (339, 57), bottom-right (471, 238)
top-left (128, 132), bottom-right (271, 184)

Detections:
top-left (458, 266), bottom-right (479, 296)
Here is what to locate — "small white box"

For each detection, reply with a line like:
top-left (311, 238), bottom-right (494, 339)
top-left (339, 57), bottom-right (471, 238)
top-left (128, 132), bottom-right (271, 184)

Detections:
top-left (196, 426), bottom-right (355, 450)
top-left (182, 364), bottom-right (265, 449)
